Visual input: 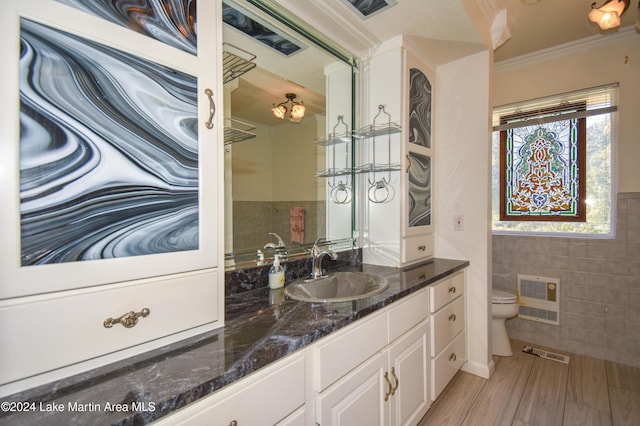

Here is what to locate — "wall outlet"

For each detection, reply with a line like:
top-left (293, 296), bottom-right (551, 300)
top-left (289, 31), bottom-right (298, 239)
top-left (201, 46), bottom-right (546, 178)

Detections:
top-left (454, 214), bottom-right (464, 231)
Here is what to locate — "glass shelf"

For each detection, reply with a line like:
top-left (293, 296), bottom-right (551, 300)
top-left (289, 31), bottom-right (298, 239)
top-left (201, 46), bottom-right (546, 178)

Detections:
top-left (315, 133), bottom-right (354, 146)
top-left (316, 168), bottom-right (354, 178)
top-left (315, 123), bottom-right (401, 145)
top-left (356, 163), bottom-right (401, 174)
top-left (355, 122), bottom-right (402, 139)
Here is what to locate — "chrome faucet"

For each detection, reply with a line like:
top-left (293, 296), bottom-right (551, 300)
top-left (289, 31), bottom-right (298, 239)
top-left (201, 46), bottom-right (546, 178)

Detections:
top-left (264, 233), bottom-right (287, 259)
top-left (310, 237), bottom-right (338, 279)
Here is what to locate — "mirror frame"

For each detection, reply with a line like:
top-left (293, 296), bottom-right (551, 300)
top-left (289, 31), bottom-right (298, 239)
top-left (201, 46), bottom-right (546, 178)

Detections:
top-left (223, 0), bottom-right (359, 271)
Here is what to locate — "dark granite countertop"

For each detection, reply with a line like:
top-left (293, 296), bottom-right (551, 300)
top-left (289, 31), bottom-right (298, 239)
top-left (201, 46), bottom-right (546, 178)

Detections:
top-left (0, 258), bottom-right (468, 426)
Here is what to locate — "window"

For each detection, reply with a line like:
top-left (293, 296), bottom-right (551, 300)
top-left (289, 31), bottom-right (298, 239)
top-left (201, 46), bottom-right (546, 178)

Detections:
top-left (492, 84), bottom-right (617, 236)
top-left (499, 103), bottom-right (587, 222)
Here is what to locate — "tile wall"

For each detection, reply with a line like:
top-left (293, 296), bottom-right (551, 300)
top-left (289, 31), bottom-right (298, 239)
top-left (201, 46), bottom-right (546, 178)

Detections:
top-left (492, 192), bottom-right (640, 368)
top-left (232, 200), bottom-right (326, 251)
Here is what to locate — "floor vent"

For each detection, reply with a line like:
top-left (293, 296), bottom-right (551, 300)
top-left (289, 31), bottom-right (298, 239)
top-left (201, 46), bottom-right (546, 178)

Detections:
top-left (522, 346), bottom-right (570, 364)
top-left (517, 274), bottom-right (560, 325)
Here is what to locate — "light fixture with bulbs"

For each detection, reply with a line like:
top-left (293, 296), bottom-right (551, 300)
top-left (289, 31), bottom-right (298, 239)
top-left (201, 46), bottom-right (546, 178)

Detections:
top-left (271, 93), bottom-right (305, 123)
top-left (588, 0), bottom-right (630, 30)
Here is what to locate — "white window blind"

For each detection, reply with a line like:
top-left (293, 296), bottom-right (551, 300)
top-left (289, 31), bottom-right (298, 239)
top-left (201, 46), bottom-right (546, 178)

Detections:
top-left (492, 83), bottom-right (619, 131)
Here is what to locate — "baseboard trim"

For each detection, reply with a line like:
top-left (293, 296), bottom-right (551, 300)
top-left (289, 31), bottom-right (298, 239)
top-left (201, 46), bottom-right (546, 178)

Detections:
top-left (462, 359), bottom-right (495, 379)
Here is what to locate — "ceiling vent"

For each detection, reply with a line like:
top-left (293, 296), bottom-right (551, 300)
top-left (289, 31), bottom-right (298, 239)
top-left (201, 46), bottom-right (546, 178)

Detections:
top-left (341, 0), bottom-right (397, 19)
top-left (222, 1), bottom-right (304, 56)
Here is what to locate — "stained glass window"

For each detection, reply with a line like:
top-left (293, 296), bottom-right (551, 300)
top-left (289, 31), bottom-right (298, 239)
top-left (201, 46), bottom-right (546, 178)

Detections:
top-left (499, 103), bottom-right (586, 222)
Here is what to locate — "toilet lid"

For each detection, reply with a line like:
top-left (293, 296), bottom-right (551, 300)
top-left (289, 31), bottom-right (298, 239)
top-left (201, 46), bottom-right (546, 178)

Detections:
top-left (492, 289), bottom-right (517, 304)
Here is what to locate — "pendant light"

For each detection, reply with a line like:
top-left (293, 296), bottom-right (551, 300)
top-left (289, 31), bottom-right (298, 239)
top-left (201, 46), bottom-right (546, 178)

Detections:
top-left (271, 93), bottom-right (305, 123)
top-left (589, 0), bottom-right (630, 30)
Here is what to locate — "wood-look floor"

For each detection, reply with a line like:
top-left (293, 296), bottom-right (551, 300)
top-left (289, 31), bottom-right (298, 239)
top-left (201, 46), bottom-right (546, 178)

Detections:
top-left (418, 340), bottom-right (640, 426)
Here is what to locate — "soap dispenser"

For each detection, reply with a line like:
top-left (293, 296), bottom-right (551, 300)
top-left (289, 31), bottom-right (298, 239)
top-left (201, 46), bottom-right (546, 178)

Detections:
top-left (268, 254), bottom-right (285, 289)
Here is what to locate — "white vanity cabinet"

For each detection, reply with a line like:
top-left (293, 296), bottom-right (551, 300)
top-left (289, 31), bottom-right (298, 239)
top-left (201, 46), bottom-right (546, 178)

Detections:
top-left (363, 36), bottom-right (435, 267)
top-left (314, 288), bottom-right (431, 426)
top-left (151, 269), bottom-right (466, 425)
top-left (152, 352), bottom-right (307, 426)
top-left (0, 0), bottom-right (224, 392)
top-left (429, 271), bottom-right (466, 399)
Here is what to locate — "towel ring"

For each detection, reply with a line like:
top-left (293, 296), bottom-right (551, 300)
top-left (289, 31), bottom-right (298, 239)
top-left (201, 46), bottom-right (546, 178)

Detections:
top-left (331, 181), bottom-right (352, 204)
top-left (368, 180), bottom-right (390, 203)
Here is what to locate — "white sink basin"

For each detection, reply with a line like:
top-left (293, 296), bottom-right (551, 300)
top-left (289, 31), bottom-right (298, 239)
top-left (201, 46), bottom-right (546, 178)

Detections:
top-left (284, 272), bottom-right (389, 303)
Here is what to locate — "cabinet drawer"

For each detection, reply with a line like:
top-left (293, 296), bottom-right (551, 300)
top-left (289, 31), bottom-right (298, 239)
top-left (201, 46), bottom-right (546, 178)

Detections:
top-left (159, 354), bottom-right (305, 426)
top-left (431, 331), bottom-right (466, 400)
top-left (388, 288), bottom-right (428, 343)
top-left (0, 270), bottom-right (220, 386)
top-left (402, 234), bottom-right (434, 264)
top-left (429, 272), bottom-right (464, 313)
top-left (314, 311), bottom-right (388, 392)
top-left (431, 296), bottom-right (465, 356)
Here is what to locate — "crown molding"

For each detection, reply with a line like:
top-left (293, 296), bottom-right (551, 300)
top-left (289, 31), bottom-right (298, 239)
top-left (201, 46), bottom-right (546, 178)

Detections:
top-left (495, 25), bottom-right (638, 72)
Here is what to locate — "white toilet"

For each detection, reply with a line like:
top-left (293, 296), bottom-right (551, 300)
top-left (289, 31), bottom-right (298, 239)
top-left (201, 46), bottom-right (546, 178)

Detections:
top-left (491, 289), bottom-right (519, 356)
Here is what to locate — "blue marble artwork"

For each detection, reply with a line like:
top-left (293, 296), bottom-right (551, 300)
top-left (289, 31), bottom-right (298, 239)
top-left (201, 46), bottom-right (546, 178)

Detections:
top-left (408, 152), bottom-right (431, 227)
top-left (222, 2), bottom-right (302, 56)
top-left (408, 68), bottom-right (432, 149)
top-left (19, 18), bottom-right (199, 266)
top-left (55, 0), bottom-right (197, 54)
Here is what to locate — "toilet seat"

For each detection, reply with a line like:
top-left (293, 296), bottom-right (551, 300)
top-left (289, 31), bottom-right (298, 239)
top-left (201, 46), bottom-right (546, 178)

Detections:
top-left (492, 289), bottom-right (517, 304)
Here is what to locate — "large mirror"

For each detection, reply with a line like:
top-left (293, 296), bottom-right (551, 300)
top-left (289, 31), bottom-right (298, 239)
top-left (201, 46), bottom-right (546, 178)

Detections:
top-left (222, 0), bottom-right (356, 269)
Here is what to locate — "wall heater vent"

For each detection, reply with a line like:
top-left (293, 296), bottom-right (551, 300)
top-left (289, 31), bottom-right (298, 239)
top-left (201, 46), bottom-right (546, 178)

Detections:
top-left (517, 274), bottom-right (560, 325)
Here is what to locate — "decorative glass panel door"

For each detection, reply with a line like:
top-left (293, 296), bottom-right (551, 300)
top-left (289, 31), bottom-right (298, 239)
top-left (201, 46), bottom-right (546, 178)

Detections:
top-left (20, 18), bottom-right (200, 266)
top-left (408, 68), bottom-right (432, 149)
top-left (1, 0), bottom-right (219, 298)
top-left (405, 66), bottom-right (433, 236)
top-left (407, 151), bottom-right (431, 228)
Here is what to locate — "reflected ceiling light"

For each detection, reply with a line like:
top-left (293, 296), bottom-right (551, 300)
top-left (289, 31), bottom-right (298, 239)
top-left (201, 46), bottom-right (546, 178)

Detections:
top-left (271, 93), bottom-right (305, 123)
top-left (588, 0), bottom-right (630, 30)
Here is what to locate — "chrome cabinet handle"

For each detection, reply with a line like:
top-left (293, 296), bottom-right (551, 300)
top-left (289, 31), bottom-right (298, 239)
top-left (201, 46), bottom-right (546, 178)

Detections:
top-left (104, 308), bottom-right (150, 329)
top-left (204, 88), bottom-right (216, 129)
top-left (449, 352), bottom-right (457, 362)
top-left (390, 367), bottom-right (399, 395)
top-left (448, 313), bottom-right (457, 322)
top-left (229, 421), bottom-right (237, 426)
top-left (383, 371), bottom-right (393, 401)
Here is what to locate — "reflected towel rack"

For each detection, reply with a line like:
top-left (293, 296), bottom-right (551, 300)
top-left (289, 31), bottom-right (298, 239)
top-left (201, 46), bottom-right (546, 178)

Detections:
top-left (223, 43), bottom-right (257, 84)
top-left (224, 117), bottom-right (256, 145)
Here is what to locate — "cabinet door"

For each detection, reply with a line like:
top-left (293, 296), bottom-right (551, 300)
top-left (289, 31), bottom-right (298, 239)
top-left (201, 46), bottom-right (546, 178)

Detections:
top-left (0, 0), bottom-right (221, 298)
top-left (389, 321), bottom-right (430, 426)
top-left (403, 51), bottom-right (434, 239)
top-left (316, 352), bottom-right (387, 426)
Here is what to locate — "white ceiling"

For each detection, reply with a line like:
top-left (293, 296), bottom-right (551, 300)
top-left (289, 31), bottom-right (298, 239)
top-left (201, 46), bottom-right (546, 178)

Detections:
top-left (274, 0), bottom-right (639, 62)
top-left (494, 0), bottom-right (639, 62)
top-left (226, 0), bottom-right (639, 124)
top-left (273, 0), bottom-right (485, 55)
